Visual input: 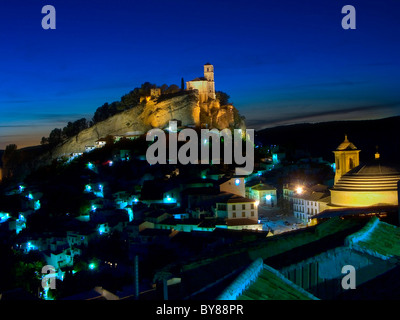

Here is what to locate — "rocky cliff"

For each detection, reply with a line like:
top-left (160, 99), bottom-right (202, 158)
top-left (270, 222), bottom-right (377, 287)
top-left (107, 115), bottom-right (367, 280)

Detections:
top-left (52, 90), bottom-right (245, 158)
top-left (1, 90), bottom-right (246, 181)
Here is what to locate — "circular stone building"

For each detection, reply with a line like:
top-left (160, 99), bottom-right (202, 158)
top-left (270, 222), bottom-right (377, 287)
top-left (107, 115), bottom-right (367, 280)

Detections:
top-left (330, 136), bottom-right (400, 207)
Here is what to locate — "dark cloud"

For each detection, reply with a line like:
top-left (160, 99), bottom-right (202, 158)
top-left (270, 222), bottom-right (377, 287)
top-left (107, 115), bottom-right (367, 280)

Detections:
top-left (246, 103), bottom-right (400, 130)
top-left (289, 80), bottom-right (368, 90)
top-left (0, 99), bottom-right (33, 104)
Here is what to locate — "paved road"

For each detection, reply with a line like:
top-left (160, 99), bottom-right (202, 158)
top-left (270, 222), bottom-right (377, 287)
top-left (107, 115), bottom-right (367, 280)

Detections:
top-left (258, 204), bottom-right (307, 235)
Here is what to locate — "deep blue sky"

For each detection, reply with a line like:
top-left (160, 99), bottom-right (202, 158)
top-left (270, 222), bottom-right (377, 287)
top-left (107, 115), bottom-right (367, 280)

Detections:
top-left (0, 0), bottom-right (399, 149)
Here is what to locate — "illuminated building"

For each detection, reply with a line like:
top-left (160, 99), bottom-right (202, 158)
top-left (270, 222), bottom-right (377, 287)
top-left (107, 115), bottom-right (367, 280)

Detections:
top-left (333, 135), bottom-right (360, 184)
top-left (330, 136), bottom-right (400, 207)
top-left (95, 138), bottom-right (107, 148)
top-left (218, 177), bottom-right (246, 197)
top-left (247, 183), bottom-right (277, 207)
top-left (288, 184), bottom-right (331, 224)
top-left (186, 63), bottom-right (216, 102)
top-left (216, 194), bottom-right (258, 222)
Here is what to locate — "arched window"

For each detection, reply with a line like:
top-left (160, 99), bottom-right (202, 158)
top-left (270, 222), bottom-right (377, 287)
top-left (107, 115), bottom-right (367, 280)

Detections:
top-left (349, 158), bottom-right (354, 169)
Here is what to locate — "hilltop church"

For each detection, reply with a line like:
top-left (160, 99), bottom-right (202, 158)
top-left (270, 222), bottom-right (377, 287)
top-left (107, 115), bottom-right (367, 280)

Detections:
top-left (186, 63), bottom-right (216, 103)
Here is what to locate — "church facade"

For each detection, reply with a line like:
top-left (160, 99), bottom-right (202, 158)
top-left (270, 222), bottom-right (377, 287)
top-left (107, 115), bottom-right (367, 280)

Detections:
top-left (186, 63), bottom-right (216, 103)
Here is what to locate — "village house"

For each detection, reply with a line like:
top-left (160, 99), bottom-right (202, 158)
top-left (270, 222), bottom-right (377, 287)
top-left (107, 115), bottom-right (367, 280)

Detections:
top-left (246, 182), bottom-right (277, 207)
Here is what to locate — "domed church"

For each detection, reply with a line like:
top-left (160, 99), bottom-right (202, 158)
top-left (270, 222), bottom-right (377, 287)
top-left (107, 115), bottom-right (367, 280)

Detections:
top-left (330, 136), bottom-right (400, 207)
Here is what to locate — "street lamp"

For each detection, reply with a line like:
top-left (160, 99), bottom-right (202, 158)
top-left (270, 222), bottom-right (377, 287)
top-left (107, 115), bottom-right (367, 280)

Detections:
top-left (296, 186), bottom-right (303, 195)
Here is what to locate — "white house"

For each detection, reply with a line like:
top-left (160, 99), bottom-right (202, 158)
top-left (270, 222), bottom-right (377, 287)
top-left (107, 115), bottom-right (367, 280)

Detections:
top-left (288, 184), bottom-right (330, 224)
top-left (247, 183), bottom-right (277, 207)
top-left (43, 245), bottom-right (81, 270)
top-left (216, 194), bottom-right (258, 221)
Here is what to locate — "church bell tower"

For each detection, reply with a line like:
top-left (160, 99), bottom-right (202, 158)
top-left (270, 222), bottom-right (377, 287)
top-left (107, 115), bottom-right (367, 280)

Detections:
top-left (204, 63), bottom-right (216, 100)
top-left (333, 135), bottom-right (360, 184)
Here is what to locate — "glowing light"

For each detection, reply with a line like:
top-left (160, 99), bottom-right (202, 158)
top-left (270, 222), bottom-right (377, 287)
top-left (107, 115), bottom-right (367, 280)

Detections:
top-left (89, 263), bottom-right (96, 270)
top-left (133, 198), bottom-right (139, 203)
top-left (85, 185), bottom-right (92, 192)
top-left (91, 205), bottom-right (97, 212)
top-left (296, 187), bottom-right (303, 195)
top-left (27, 193), bottom-right (33, 200)
top-left (163, 195), bottom-right (176, 204)
top-left (87, 162), bottom-right (94, 170)
top-left (255, 200), bottom-right (260, 207)
top-left (98, 225), bottom-right (106, 234)
top-left (26, 242), bottom-right (36, 252)
top-left (34, 200), bottom-right (41, 210)
top-left (126, 207), bottom-right (134, 222)
top-left (235, 179), bottom-right (240, 186)
top-left (266, 195), bottom-right (272, 201)
top-left (0, 213), bottom-right (10, 222)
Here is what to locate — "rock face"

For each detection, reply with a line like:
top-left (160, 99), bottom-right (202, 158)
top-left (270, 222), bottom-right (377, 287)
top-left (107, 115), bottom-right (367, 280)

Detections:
top-left (52, 90), bottom-right (246, 159)
top-left (1, 90), bottom-right (247, 181)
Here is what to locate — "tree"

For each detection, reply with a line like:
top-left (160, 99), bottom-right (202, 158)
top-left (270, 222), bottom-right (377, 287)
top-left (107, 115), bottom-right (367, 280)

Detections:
top-left (40, 137), bottom-right (49, 145)
top-left (160, 84), bottom-right (169, 94)
top-left (139, 82), bottom-right (155, 96)
top-left (2, 144), bottom-right (17, 163)
top-left (216, 91), bottom-right (230, 106)
top-left (181, 77), bottom-right (185, 91)
top-left (1, 144), bottom-right (18, 178)
top-left (13, 251), bottom-right (46, 295)
top-left (4, 143), bottom-right (17, 154)
top-left (165, 84), bottom-right (180, 94)
top-left (48, 128), bottom-right (63, 146)
top-left (93, 103), bottom-right (111, 124)
top-left (120, 88), bottom-right (141, 110)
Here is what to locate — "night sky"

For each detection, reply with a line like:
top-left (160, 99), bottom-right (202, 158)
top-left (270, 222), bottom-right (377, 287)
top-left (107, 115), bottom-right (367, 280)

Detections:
top-left (0, 0), bottom-right (399, 149)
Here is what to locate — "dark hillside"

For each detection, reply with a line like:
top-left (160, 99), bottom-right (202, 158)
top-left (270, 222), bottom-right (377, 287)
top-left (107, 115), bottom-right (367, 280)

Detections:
top-left (256, 116), bottom-right (400, 163)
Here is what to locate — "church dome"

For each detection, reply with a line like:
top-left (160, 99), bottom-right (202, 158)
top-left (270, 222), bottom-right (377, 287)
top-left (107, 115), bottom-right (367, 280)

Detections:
top-left (331, 156), bottom-right (400, 207)
top-left (333, 159), bottom-right (400, 192)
